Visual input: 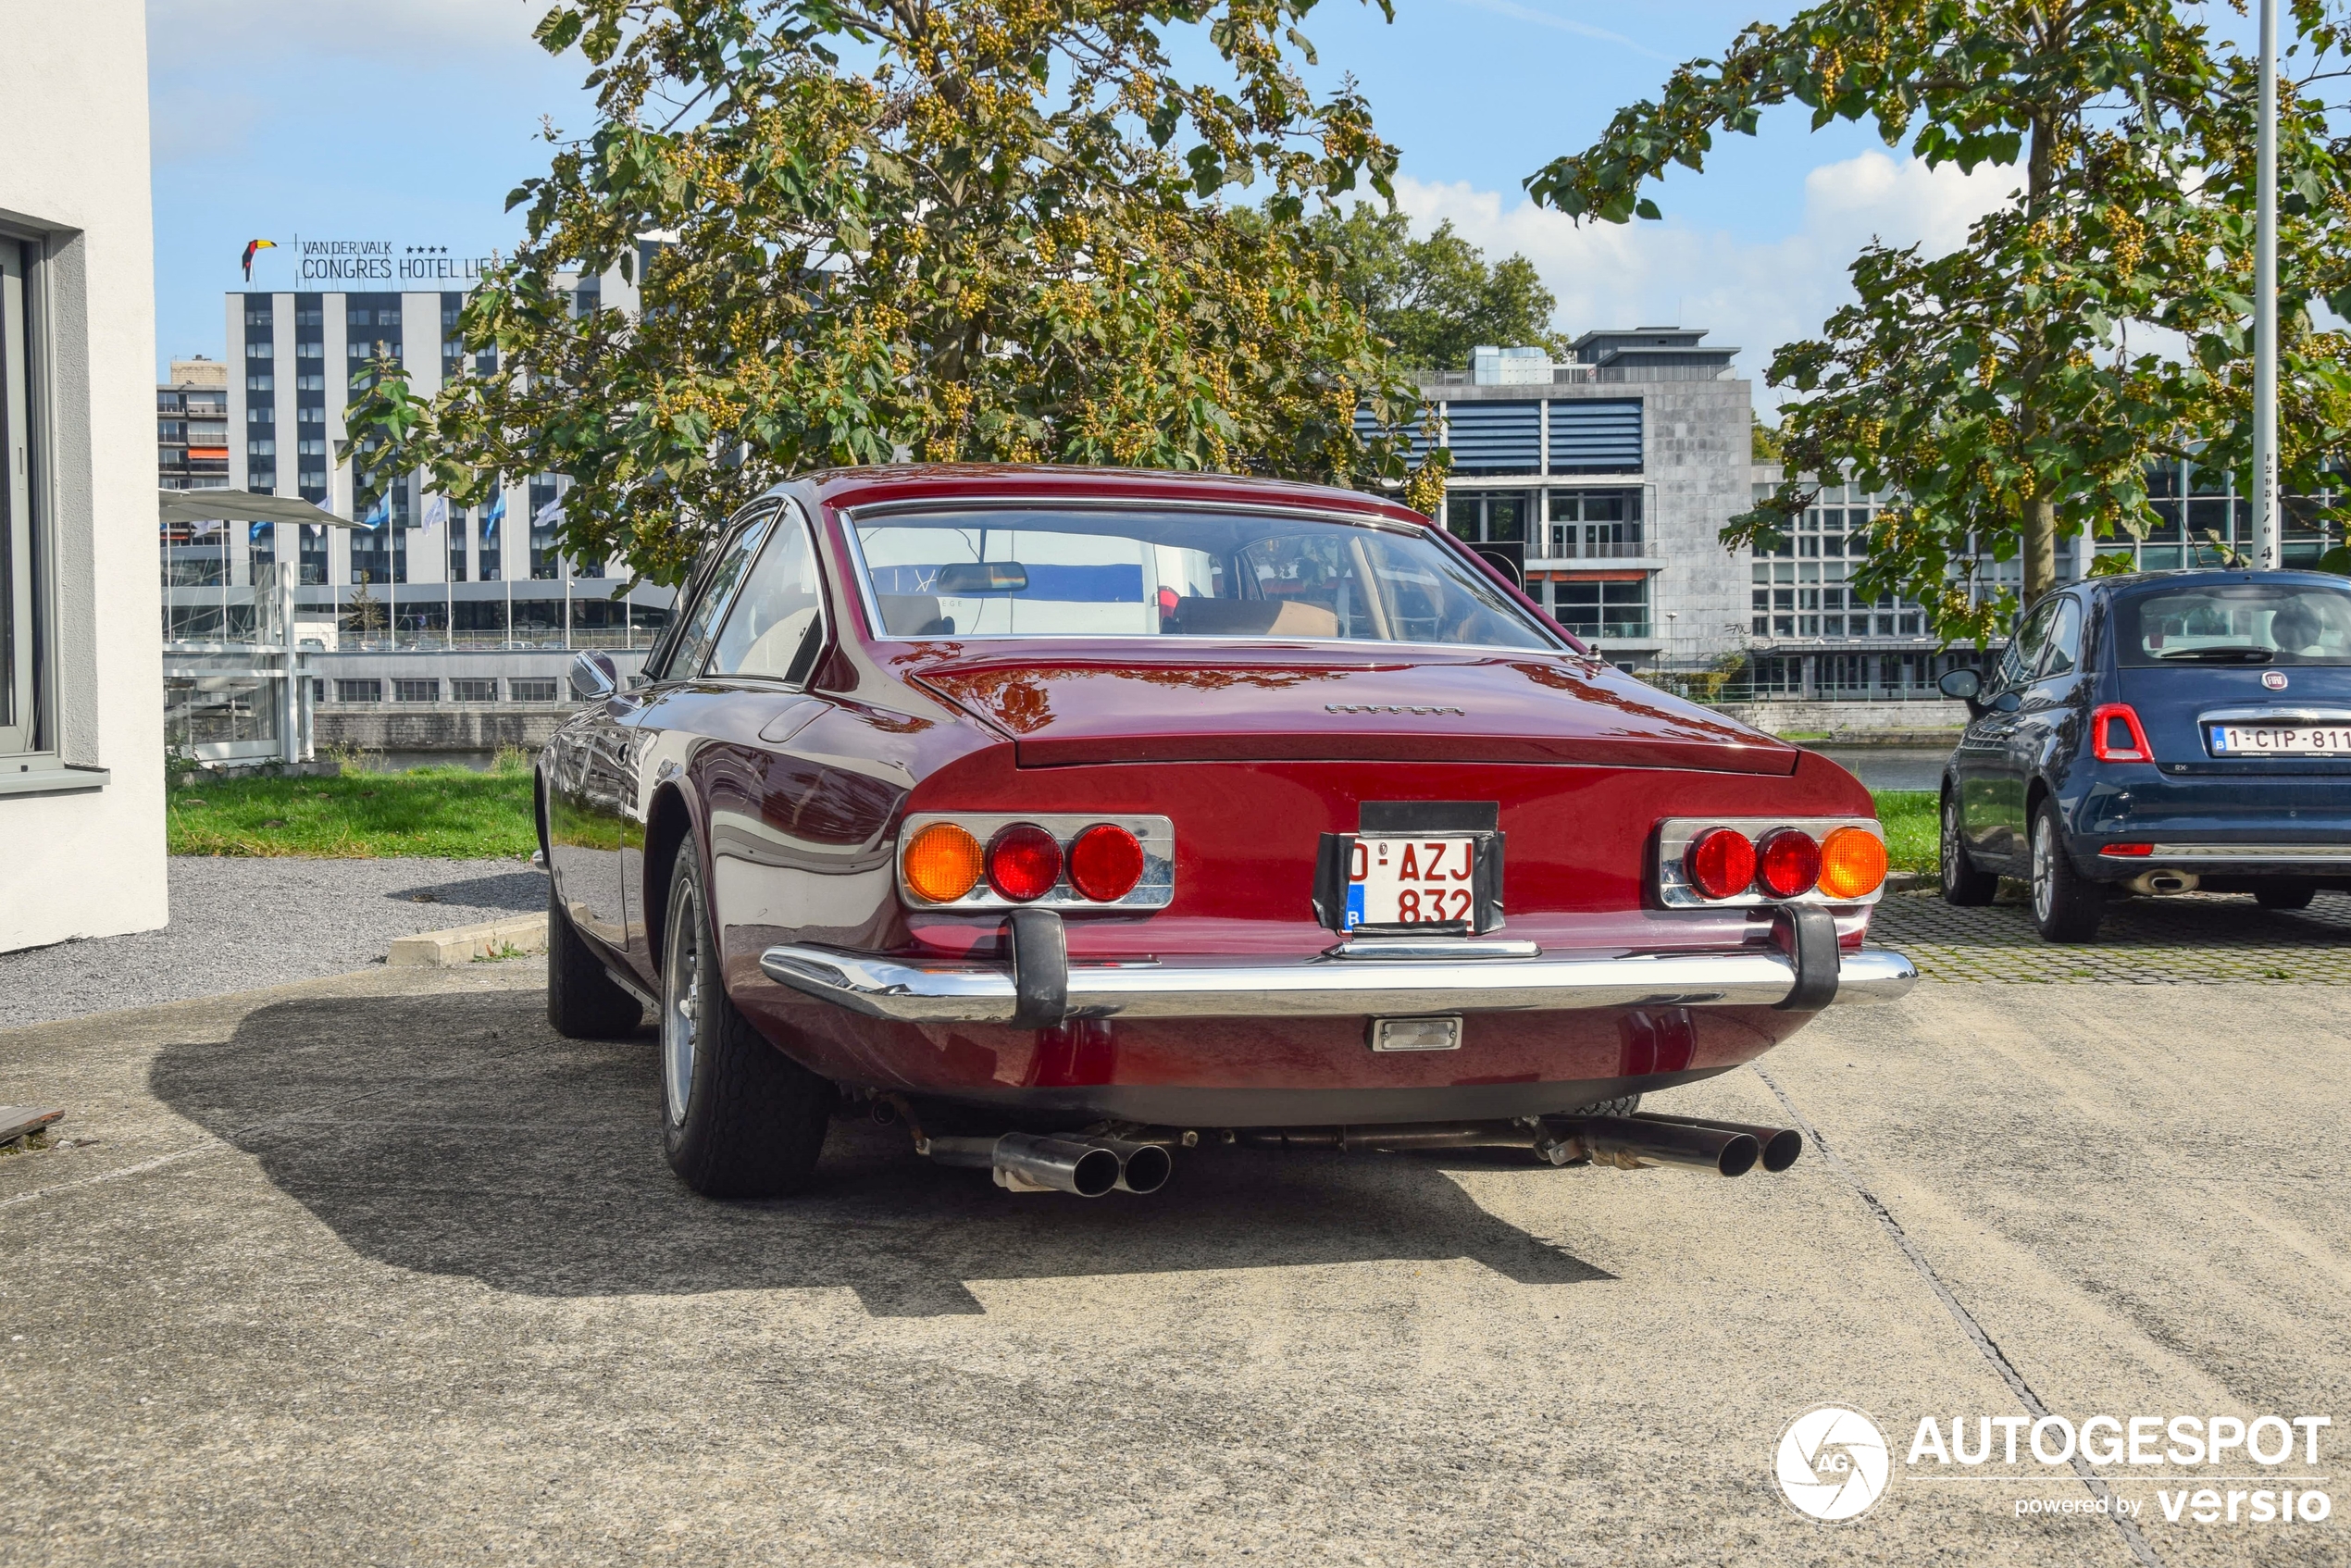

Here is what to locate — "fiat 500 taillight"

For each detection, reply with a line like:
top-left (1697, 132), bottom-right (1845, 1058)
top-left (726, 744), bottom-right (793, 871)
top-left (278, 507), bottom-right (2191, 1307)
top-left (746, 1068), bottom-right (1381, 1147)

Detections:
top-left (1656, 817), bottom-right (1888, 907)
top-left (897, 814), bottom-right (1175, 910)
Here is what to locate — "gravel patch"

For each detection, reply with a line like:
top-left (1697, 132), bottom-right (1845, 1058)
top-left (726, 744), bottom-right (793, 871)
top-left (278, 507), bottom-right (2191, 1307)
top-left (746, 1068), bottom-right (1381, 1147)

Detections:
top-left (0, 856), bottom-right (543, 1030)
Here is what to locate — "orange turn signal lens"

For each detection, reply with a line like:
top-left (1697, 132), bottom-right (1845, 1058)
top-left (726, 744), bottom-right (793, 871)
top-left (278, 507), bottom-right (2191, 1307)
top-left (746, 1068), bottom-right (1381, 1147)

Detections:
top-left (902, 822), bottom-right (984, 903)
top-left (1817, 825), bottom-right (1889, 900)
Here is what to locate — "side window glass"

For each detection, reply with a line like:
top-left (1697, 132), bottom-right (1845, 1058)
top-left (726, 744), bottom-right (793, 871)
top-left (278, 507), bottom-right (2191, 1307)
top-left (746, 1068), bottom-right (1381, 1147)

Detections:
top-left (708, 506), bottom-right (824, 682)
top-left (665, 510), bottom-right (775, 679)
top-left (1996, 598), bottom-right (2058, 692)
top-left (2039, 597), bottom-right (2083, 679)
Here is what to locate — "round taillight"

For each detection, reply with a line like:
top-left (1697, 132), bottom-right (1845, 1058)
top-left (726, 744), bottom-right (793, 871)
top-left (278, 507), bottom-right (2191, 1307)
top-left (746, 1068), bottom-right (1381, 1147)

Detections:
top-left (987, 823), bottom-right (1064, 902)
top-left (1683, 828), bottom-right (1757, 901)
top-left (1068, 823), bottom-right (1145, 902)
top-left (1756, 828), bottom-right (1822, 899)
top-left (1817, 825), bottom-right (1888, 900)
top-left (902, 822), bottom-right (984, 903)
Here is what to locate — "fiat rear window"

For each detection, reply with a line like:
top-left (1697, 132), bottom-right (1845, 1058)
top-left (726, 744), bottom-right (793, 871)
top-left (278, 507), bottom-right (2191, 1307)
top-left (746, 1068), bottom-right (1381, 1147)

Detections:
top-left (2117, 581), bottom-right (2351, 666)
top-left (847, 507), bottom-right (1559, 650)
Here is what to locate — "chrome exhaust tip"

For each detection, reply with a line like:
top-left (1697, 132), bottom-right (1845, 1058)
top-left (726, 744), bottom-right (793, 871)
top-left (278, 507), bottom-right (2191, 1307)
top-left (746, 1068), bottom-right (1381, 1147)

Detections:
top-left (992, 1133), bottom-right (1122, 1197)
top-left (1651, 1114), bottom-right (1805, 1174)
top-left (1539, 1114), bottom-right (1762, 1177)
top-left (2129, 869), bottom-right (2199, 896)
top-left (1101, 1138), bottom-right (1174, 1195)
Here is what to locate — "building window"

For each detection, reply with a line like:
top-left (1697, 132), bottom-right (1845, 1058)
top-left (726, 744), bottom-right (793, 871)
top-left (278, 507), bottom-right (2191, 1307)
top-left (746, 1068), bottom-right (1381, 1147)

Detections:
top-left (1553, 578), bottom-right (1649, 640)
top-left (478, 504), bottom-right (502, 581)
top-left (333, 678), bottom-right (382, 704)
top-left (450, 677), bottom-right (497, 703)
top-left (1548, 490), bottom-right (1642, 558)
top-left (529, 478), bottom-right (561, 579)
top-left (509, 677), bottom-right (558, 703)
top-left (1, 238), bottom-right (43, 755)
top-left (392, 678), bottom-right (438, 703)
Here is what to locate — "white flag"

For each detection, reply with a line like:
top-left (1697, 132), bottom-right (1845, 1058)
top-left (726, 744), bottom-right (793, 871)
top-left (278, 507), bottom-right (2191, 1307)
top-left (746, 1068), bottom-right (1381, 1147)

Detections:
top-left (422, 492), bottom-right (450, 532)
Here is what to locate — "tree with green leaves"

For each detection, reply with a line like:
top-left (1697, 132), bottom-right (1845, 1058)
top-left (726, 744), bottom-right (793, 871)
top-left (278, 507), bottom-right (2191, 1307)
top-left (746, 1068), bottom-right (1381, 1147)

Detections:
top-left (341, 0), bottom-right (1444, 585)
top-left (1528, 1), bottom-right (2351, 642)
top-left (1303, 205), bottom-right (1566, 368)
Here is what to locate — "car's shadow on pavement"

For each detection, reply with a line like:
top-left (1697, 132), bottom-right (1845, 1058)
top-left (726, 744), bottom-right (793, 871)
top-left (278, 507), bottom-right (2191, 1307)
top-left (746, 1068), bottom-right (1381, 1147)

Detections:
top-left (149, 989), bottom-right (1613, 1316)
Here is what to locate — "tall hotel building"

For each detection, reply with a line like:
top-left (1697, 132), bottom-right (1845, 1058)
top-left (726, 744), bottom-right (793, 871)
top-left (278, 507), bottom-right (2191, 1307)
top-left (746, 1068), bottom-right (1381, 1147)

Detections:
top-left (206, 268), bottom-right (674, 679)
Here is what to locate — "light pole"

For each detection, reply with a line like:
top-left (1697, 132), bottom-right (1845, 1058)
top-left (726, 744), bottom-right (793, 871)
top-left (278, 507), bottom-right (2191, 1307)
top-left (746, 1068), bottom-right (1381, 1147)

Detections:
top-left (2253, 0), bottom-right (2281, 570)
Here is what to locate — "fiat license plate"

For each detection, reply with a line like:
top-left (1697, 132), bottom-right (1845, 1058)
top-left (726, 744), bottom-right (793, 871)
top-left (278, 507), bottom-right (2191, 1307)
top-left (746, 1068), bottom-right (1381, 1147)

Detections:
top-left (1347, 834), bottom-right (1479, 928)
top-left (2208, 724), bottom-right (2351, 757)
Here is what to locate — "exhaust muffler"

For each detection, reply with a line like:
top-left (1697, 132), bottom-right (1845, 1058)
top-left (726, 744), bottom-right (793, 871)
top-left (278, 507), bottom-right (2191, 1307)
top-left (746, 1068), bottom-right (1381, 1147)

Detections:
top-left (917, 1132), bottom-right (1157, 1196)
top-left (2128, 868), bottom-right (2199, 896)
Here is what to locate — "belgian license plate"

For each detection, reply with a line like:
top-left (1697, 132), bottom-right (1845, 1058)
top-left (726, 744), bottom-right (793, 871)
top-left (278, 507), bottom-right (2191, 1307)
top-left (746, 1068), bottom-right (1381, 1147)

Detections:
top-left (2209, 724), bottom-right (2351, 757)
top-left (1347, 835), bottom-right (1479, 928)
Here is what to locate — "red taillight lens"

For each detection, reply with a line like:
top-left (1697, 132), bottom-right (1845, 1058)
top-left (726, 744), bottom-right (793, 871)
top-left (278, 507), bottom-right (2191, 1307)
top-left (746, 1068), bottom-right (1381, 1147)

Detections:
top-left (1068, 823), bottom-right (1145, 902)
top-left (986, 823), bottom-right (1064, 902)
top-left (1756, 828), bottom-right (1822, 899)
top-left (1684, 828), bottom-right (1758, 901)
top-left (2099, 842), bottom-right (2155, 857)
top-left (2091, 703), bottom-right (2151, 763)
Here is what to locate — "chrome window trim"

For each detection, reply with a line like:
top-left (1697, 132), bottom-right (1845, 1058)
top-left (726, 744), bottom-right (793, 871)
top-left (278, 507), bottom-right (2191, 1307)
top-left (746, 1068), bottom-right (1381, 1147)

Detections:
top-left (898, 811), bottom-right (1175, 911)
top-left (833, 497), bottom-right (1572, 656)
top-left (1654, 816), bottom-right (1886, 908)
top-left (702, 495), bottom-right (827, 689)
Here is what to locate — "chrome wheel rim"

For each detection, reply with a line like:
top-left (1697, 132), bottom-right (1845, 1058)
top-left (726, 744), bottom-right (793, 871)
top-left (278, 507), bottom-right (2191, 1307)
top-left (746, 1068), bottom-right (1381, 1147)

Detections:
top-left (2031, 815), bottom-right (2055, 922)
top-left (662, 885), bottom-right (701, 1127)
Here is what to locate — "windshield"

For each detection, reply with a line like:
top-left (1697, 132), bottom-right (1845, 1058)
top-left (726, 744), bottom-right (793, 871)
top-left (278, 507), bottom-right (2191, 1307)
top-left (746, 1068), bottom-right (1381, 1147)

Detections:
top-left (2117, 581), bottom-right (2351, 666)
top-left (848, 507), bottom-right (1560, 650)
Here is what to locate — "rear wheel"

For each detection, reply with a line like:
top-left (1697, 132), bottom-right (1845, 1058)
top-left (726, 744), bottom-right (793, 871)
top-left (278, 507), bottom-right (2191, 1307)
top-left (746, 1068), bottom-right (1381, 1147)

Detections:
top-left (1940, 790), bottom-right (1998, 906)
top-left (2029, 801), bottom-right (2103, 943)
top-left (2256, 882), bottom-right (2317, 911)
top-left (660, 835), bottom-right (832, 1198)
top-left (547, 877), bottom-right (643, 1039)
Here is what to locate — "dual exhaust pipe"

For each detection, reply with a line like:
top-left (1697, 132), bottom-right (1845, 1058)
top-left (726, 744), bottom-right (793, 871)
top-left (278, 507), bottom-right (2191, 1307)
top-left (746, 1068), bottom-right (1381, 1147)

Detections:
top-left (1535, 1113), bottom-right (1803, 1177)
top-left (918, 1131), bottom-right (1173, 1197)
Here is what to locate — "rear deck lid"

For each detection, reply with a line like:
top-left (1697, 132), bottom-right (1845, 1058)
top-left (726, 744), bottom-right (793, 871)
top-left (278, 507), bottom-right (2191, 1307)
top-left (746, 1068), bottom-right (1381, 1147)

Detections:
top-left (913, 650), bottom-right (1798, 774)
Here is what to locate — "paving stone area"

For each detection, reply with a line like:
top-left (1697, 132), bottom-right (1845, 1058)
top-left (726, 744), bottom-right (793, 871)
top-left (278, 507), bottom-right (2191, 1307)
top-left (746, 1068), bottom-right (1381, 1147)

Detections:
top-left (1871, 886), bottom-right (2351, 983)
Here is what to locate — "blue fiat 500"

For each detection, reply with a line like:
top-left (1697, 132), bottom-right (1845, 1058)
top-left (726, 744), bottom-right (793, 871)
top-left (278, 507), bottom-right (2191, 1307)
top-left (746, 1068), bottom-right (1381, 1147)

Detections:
top-left (1936, 570), bottom-right (2351, 941)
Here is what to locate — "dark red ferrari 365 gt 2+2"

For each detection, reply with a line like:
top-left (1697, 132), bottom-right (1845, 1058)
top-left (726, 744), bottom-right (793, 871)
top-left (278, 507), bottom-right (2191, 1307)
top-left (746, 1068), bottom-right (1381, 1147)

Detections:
top-left (538, 466), bottom-right (1915, 1199)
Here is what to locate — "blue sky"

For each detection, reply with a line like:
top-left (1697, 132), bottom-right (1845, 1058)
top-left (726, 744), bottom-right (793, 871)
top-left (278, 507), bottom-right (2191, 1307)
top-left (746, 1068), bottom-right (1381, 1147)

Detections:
top-left (145, 1), bottom-right (2254, 397)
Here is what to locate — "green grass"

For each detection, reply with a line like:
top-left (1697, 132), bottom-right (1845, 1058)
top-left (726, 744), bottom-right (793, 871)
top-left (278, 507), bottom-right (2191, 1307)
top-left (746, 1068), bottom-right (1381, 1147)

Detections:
top-left (168, 758), bottom-right (535, 859)
top-left (165, 763), bottom-right (1938, 873)
top-left (1872, 789), bottom-right (1937, 877)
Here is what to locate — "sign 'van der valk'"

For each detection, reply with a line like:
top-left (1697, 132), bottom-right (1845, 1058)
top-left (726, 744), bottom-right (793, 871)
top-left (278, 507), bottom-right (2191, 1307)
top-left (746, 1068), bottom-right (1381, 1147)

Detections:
top-left (289, 239), bottom-right (491, 284)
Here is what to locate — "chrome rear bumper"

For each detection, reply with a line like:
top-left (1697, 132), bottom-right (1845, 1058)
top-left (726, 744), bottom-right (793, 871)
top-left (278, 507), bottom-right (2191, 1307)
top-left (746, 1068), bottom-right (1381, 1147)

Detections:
top-left (756, 940), bottom-right (1918, 1024)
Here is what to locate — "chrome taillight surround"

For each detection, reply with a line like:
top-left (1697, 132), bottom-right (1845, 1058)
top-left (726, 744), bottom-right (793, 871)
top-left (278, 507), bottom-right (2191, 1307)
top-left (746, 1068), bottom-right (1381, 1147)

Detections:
top-left (897, 812), bottom-right (1176, 910)
top-left (1655, 816), bottom-right (1886, 908)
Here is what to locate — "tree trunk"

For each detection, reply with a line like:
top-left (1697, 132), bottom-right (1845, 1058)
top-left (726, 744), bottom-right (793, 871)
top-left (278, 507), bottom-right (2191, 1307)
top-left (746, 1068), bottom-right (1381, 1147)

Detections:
top-left (2018, 81), bottom-right (2059, 605)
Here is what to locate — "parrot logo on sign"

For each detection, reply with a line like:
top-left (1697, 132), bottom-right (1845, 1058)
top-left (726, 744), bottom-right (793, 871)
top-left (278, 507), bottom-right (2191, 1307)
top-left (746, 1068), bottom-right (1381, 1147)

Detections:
top-left (241, 239), bottom-right (277, 281)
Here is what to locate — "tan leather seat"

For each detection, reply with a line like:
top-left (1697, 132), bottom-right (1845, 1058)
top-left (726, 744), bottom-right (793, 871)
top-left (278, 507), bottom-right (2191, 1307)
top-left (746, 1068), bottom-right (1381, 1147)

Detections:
top-left (1171, 597), bottom-right (1339, 638)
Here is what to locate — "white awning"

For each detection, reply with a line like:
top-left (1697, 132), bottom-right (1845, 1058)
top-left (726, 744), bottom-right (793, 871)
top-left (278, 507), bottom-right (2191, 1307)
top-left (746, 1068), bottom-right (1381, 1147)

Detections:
top-left (157, 489), bottom-right (355, 529)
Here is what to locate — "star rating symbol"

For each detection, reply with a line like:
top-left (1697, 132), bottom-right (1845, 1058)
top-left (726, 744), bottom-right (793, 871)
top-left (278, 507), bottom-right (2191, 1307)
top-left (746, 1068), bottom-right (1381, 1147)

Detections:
top-left (402, 245), bottom-right (452, 255)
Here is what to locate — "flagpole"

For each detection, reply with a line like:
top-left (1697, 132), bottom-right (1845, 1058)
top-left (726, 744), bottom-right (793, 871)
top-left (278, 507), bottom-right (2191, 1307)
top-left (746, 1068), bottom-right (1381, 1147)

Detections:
top-left (2253, 0), bottom-right (2280, 570)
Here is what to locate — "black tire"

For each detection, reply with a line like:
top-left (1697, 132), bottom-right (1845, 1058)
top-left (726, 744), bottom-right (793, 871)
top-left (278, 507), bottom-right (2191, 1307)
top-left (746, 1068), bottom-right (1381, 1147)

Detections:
top-left (2028, 798), bottom-right (2103, 942)
top-left (2256, 882), bottom-right (2318, 911)
top-left (547, 876), bottom-right (644, 1039)
top-left (659, 835), bottom-right (832, 1198)
top-left (1940, 789), bottom-right (1999, 906)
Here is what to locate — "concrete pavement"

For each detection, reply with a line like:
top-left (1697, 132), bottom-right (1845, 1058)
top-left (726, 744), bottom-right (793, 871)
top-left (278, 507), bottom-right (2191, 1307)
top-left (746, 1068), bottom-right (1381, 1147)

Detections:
top-left (0, 964), bottom-right (2344, 1565)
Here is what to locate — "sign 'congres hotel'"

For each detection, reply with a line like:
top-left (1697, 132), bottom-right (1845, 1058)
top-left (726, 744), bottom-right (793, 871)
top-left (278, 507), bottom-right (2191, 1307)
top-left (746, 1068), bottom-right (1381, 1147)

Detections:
top-left (290, 239), bottom-right (492, 283)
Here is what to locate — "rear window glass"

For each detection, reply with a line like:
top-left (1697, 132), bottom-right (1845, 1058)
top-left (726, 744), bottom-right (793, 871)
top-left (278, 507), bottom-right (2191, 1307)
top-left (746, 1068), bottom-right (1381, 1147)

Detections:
top-left (2117, 581), bottom-right (2351, 666)
top-left (847, 507), bottom-right (1558, 650)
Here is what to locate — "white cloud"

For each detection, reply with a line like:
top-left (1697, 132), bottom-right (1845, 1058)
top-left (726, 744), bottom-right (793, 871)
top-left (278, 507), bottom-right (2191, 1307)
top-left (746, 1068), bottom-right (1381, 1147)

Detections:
top-left (1392, 151), bottom-right (2018, 404)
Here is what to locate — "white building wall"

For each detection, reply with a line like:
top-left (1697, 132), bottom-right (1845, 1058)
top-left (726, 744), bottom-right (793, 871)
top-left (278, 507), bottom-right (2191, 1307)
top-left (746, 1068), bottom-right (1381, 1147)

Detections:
top-left (0, 0), bottom-right (168, 951)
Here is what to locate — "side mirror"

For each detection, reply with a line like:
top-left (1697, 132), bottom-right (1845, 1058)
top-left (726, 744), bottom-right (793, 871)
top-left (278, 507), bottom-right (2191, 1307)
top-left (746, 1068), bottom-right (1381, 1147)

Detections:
top-left (1937, 667), bottom-right (1982, 701)
top-left (569, 649), bottom-right (618, 702)
top-left (1990, 691), bottom-right (2022, 714)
